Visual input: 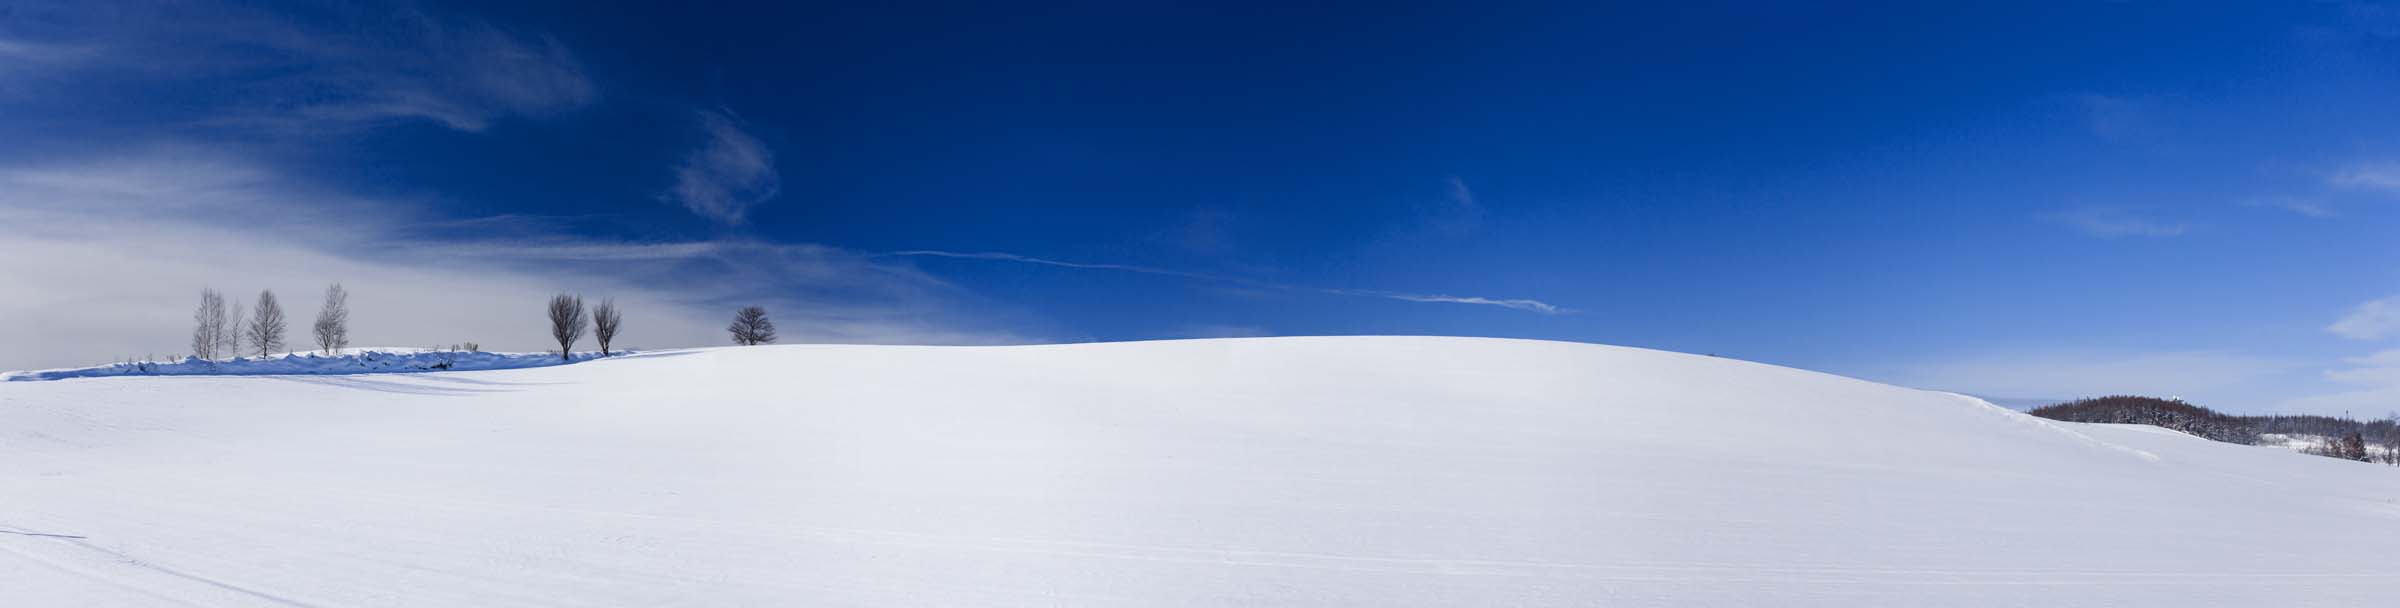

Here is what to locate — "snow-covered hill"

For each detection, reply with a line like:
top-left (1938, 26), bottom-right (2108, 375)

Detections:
top-left (4, 337), bottom-right (2396, 606)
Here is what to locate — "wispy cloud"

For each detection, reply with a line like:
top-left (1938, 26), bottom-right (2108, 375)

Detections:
top-left (0, 2), bottom-right (594, 133)
top-left (2275, 348), bottom-right (2400, 416)
top-left (1438, 175), bottom-right (1486, 233)
top-left (0, 146), bottom-right (1026, 371)
top-left (0, 36), bottom-right (95, 68)
top-left (1158, 206), bottom-right (1238, 255)
top-left (2330, 295), bottom-right (2400, 340)
top-left (884, 250), bottom-right (1569, 314)
top-left (2322, 349), bottom-right (2400, 385)
top-left (1320, 289), bottom-right (1564, 314)
top-left (667, 109), bottom-right (781, 224)
top-left (2042, 206), bottom-right (2190, 238)
top-left (2329, 162), bottom-right (2400, 194)
top-left (2265, 297), bottom-right (2400, 414)
top-left (2241, 196), bottom-right (2337, 218)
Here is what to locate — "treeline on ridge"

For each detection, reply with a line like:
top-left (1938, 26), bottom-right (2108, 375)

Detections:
top-left (2028, 395), bottom-right (2400, 464)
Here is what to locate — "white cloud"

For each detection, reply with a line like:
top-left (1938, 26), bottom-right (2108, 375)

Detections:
top-left (2273, 349), bottom-right (2400, 416)
top-left (0, 36), bottom-right (94, 68)
top-left (1887, 350), bottom-right (2294, 405)
top-left (0, 2), bottom-right (594, 132)
top-left (2321, 349), bottom-right (2400, 385)
top-left (2329, 296), bottom-right (2400, 340)
top-left (2330, 162), bottom-right (2400, 194)
top-left (2272, 389), bottom-right (2400, 418)
top-left (2241, 196), bottom-right (2336, 218)
top-left (0, 147), bottom-right (1024, 372)
top-left (667, 109), bottom-right (781, 224)
top-left (2042, 206), bottom-right (2190, 238)
top-left (1431, 175), bottom-right (1486, 236)
top-left (1320, 289), bottom-right (1565, 314)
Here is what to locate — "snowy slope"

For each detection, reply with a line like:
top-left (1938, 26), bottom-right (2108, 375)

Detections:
top-left (3, 337), bottom-right (2397, 606)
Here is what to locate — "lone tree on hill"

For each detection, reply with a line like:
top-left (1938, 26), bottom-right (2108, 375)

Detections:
top-left (548, 293), bottom-right (586, 361)
top-left (248, 290), bottom-right (286, 357)
top-left (591, 298), bottom-right (622, 356)
top-left (312, 283), bottom-right (350, 354)
top-left (728, 306), bottom-right (776, 345)
top-left (192, 288), bottom-right (228, 360)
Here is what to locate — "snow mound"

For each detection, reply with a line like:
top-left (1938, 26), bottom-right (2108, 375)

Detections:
top-left (2, 348), bottom-right (608, 381)
top-left (3, 337), bottom-right (2398, 606)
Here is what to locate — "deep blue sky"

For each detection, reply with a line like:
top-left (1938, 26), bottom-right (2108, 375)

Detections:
top-left (5, 1), bottom-right (2400, 413)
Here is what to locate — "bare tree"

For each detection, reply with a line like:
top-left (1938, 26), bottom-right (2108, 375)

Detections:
top-left (728, 306), bottom-right (776, 345)
top-left (224, 300), bottom-right (246, 359)
top-left (312, 283), bottom-right (350, 354)
top-left (248, 290), bottom-right (286, 357)
top-left (548, 293), bottom-right (586, 361)
top-left (191, 289), bottom-right (227, 360)
top-left (591, 298), bottom-right (621, 356)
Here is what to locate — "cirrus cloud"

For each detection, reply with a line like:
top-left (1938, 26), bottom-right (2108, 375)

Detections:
top-left (2329, 296), bottom-right (2400, 340)
top-left (0, 145), bottom-right (1027, 373)
top-left (0, 1), bottom-right (596, 133)
top-left (666, 109), bottom-right (781, 224)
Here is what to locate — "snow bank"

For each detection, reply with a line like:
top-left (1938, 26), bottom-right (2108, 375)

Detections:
top-left (4, 337), bottom-right (2398, 606)
top-left (1, 348), bottom-right (606, 381)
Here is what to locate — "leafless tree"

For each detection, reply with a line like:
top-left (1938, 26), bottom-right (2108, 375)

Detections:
top-left (224, 300), bottom-right (246, 359)
top-left (191, 289), bottom-right (227, 360)
top-left (248, 290), bottom-right (286, 357)
top-left (728, 306), bottom-right (776, 345)
top-left (548, 293), bottom-right (586, 361)
top-left (312, 283), bottom-right (350, 354)
top-left (592, 298), bottom-right (621, 356)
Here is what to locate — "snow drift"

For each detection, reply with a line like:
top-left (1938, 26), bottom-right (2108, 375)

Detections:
top-left (3, 337), bottom-right (2397, 606)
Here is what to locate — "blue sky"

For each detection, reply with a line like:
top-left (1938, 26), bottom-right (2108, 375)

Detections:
top-left (3, 1), bottom-right (2400, 414)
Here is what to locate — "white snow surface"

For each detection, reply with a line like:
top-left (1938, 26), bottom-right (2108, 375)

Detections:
top-left (4, 337), bottom-right (2397, 606)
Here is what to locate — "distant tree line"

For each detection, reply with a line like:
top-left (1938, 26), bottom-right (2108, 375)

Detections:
top-left (2026, 396), bottom-right (2261, 444)
top-left (2029, 395), bottom-right (2400, 465)
top-left (187, 285), bottom-right (635, 363)
top-left (188, 286), bottom-right (789, 364)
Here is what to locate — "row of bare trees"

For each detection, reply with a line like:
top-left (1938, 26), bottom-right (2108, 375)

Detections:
top-left (546, 294), bottom-right (625, 361)
top-left (191, 287), bottom-right (316, 359)
top-left (197, 287), bottom-right (783, 362)
top-left (191, 284), bottom-right (349, 360)
top-left (547, 296), bottom-right (777, 355)
top-left (547, 297), bottom-right (777, 356)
